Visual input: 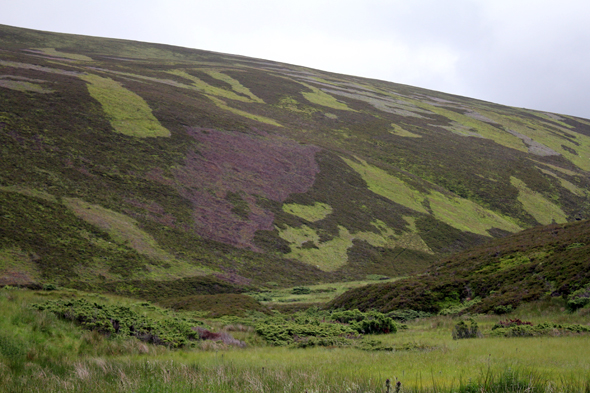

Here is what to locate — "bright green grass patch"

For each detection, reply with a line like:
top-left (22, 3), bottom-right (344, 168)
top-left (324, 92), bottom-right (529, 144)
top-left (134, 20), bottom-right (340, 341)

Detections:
top-left (206, 95), bottom-right (282, 127)
top-left (355, 218), bottom-right (433, 254)
top-left (64, 198), bottom-right (173, 261)
top-left (202, 70), bottom-right (264, 103)
top-left (33, 47), bottom-right (93, 61)
top-left (275, 96), bottom-right (318, 115)
top-left (168, 70), bottom-right (257, 103)
top-left (0, 185), bottom-right (58, 202)
top-left (484, 112), bottom-right (590, 171)
top-left (260, 277), bottom-right (401, 304)
top-left (282, 202), bottom-right (333, 222)
top-left (342, 156), bottom-right (428, 214)
top-left (277, 218), bottom-right (433, 271)
top-left (510, 177), bottom-right (568, 225)
top-left (0, 79), bottom-right (52, 93)
top-left (530, 160), bottom-right (580, 176)
top-left (538, 168), bottom-right (587, 197)
top-left (300, 82), bottom-right (354, 111)
top-left (390, 123), bottom-right (422, 138)
top-left (342, 157), bottom-right (522, 236)
top-left (428, 191), bottom-right (522, 236)
top-left (419, 104), bottom-right (527, 152)
top-left (79, 73), bottom-right (170, 137)
top-left (278, 225), bottom-right (353, 271)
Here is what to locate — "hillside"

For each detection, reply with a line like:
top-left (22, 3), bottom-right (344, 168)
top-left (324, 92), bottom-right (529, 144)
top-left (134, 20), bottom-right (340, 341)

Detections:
top-left (329, 219), bottom-right (590, 314)
top-left (1, 24), bottom-right (590, 296)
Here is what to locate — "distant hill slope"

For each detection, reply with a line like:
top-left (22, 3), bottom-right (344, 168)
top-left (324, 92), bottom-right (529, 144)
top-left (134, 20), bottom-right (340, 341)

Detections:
top-left (329, 220), bottom-right (590, 313)
top-left (1, 24), bottom-right (590, 291)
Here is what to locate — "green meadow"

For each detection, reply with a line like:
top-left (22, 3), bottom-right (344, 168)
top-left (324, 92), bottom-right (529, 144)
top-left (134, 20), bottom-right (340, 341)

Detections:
top-left (1, 287), bottom-right (589, 392)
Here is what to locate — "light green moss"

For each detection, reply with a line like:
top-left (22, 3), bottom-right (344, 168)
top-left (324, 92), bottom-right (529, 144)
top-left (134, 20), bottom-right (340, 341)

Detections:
top-left (206, 95), bottom-right (282, 127)
top-left (169, 70), bottom-right (258, 103)
top-left (64, 198), bottom-right (173, 261)
top-left (342, 157), bottom-right (428, 214)
top-left (428, 191), bottom-right (522, 236)
top-left (277, 225), bottom-right (353, 271)
top-left (203, 70), bottom-right (264, 103)
top-left (342, 156), bottom-right (522, 236)
top-left (484, 112), bottom-right (590, 171)
top-left (0, 186), bottom-right (57, 202)
top-left (538, 168), bottom-right (587, 197)
top-left (282, 202), bottom-right (333, 222)
top-left (529, 160), bottom-right (579, 176)
top-left (0, 79), bottom-right (52, 93)
top-left (300, 83), bottom-right (354, 111)
top-left (510, 177), bottom-right (568, 225)
top-left (33, 47), bottom-right (93, 61)
top-left (79, 74), bottom-right (170, 137)
top-left (355, 218), bottom-right (433, 254)
top-left (389, 124), bottom-right (422, 138)
top-left (418, 104), bottom-right (527, 152)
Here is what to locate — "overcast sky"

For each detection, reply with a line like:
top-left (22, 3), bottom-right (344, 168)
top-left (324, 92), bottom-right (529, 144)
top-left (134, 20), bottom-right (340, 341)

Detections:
top-left (3, 0), bottom-right (590, 118)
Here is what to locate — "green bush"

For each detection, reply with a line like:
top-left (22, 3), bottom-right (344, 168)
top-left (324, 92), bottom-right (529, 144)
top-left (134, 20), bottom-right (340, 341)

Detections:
top-left (291, 286), bottom-right (311, 295)
top-left (32, 299), bottom-right (199, 347)
top-left (452, 319), bottom-right (481, 339)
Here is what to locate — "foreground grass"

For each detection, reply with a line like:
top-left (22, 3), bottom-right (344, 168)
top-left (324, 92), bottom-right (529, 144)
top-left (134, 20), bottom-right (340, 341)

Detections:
top-left (1, 288), bottom-right (589, 392)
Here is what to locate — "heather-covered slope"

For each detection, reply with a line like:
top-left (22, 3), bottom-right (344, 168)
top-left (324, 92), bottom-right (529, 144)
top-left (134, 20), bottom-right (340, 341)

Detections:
top-left (329, 219), bottom-right (590, 313)
top-left (1, 24), bottom-right (590, 293)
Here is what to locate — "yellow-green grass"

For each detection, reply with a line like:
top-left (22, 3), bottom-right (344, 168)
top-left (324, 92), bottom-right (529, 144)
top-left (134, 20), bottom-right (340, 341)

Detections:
top-left (428, 191), bottom-right (522, 236)
top-left (168, 69), bottom-right (259, 103)
top-left (530, 160), bottom-right (580, 176)
top-left (206, 95), bottom-right (282, 127)
top-left (275, 96), bottom-right (318, 115)
top-left (278, 225), bottom-right (353, 271)
top-left (343, 157), bottom-right (522, 236)
top-left (510, 177), bottom-right (568, 225)
top-left (277, 218), bottom-right (432, 271)
top-left (63, 198), bottom-right (211, 280)
top-left (538, 168), bottom-right (587, 197)
top-left (79, 73), bottom-right (170, 137)
top-left (342, 157), bottom-right (428, 214)
top-left (300, 82), bottom-right (354, 111)
top-left (202, 69), bottom-right (264, 103)
top-left (483, 111), bottom-right (590, 171)
top-left (282, 202), bottom-right (333, 222)
top-left (390, 123), bottom-right (422, 138)
top-left (0, 185), bottom-right (58, 202)
top-left (408, 100), bottom-right (528, 152)
top-left (0, 78), bottom-right (52, 93)
top-left (2, 288), bottom-right (590, 392)
top-left (259, 277), bottom-right (402, 304)
top-left (33, 47), bottom-right (93, 61)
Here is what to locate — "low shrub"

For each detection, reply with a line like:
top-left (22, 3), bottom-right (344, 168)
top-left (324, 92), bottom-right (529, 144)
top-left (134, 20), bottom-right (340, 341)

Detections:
top-left (32, 299), bottom-right (200, 347)
top-left (452, 319), bottom-right (481, 339)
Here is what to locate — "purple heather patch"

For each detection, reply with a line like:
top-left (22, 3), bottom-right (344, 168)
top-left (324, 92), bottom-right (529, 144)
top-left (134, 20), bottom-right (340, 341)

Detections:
top-left (174, 128), bottom-right (320, 249)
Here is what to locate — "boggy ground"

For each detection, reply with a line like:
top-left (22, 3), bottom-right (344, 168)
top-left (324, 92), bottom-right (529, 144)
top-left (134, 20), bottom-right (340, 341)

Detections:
top-left (1, 287), bottom-right (589, 392)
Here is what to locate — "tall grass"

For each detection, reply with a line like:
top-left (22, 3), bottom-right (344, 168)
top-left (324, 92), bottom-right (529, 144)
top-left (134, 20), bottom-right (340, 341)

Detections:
top-left (1, 288), bottom-right (590, 392)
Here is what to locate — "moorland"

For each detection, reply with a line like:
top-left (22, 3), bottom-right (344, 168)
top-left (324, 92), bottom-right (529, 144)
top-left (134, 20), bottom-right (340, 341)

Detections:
top-left (0, 24), bottom-right (589, 392)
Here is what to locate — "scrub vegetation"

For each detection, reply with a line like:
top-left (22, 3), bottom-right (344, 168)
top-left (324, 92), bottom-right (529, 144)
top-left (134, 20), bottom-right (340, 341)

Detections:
top-left (2, 24), bottom-right (590, 391)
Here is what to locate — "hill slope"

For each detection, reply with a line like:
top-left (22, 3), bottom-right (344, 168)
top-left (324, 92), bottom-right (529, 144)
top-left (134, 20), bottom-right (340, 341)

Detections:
top-left (329, 219), bottom-right (590, 313)
top-left (1, 24), bottom-right (590, 293)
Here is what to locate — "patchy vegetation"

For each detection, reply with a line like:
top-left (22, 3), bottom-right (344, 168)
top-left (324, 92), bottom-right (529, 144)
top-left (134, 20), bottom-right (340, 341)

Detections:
top-left (330, 219), bottom-right (590, 314)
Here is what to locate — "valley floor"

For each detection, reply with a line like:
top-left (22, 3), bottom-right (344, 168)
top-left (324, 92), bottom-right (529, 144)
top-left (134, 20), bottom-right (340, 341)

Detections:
top-left (1, 288), bottom-right (589, 392)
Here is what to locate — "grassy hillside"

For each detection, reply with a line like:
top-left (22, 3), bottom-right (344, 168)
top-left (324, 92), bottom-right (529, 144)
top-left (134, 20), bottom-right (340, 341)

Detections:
top-left (329, 219), bottom-right (590, 314)
top-left (2, 24), bottom-right (590, 295)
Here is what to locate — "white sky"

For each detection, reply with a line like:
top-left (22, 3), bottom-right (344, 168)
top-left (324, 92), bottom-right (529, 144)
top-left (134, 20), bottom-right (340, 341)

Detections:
top-left (3, 0), bottom-right (590, 118)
